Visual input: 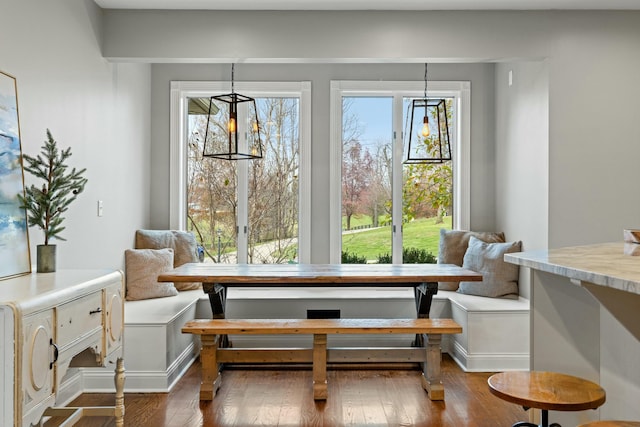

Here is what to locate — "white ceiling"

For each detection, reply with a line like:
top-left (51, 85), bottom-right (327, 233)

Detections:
top-left (94, 0), bottom-right (640, 10)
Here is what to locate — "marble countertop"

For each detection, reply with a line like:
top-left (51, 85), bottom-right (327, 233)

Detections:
top-left (505, 242), bottom-right (640, 295)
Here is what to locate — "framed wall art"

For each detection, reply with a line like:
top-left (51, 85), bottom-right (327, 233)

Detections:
top-left (0, 70), bottom-right (31, 279)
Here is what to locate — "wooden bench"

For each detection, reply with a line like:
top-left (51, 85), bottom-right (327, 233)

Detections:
top-left (182, 318), bottom-right (462, 401)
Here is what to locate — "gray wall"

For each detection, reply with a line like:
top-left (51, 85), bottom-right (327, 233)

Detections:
top-left (1, 0), bottom-right (151, 272)
top-left (495, 61), bottom-right (549, 299)
top-left (150, 63), bottom-right (496, 262)
top-left (105, 9), bottom-right (640, 253)
top-left (4, 6), bottom-right (640, 273)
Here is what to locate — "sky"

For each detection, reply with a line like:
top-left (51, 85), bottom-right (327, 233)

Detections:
top-left (346, 97), bottom-right (393, 151)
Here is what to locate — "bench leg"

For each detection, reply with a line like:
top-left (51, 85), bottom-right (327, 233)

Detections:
top-left (200, 334), bottom-right (222, 400)
top-left (313, 333), bottom-right (328, 400)
top-left (421, 333), bottom-right (445, 401)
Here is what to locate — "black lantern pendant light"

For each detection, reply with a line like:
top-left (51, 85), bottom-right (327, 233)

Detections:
top-left (404, 63), bottom-right (452, 164)
top-left (202, 64), bottom-right (263, 160)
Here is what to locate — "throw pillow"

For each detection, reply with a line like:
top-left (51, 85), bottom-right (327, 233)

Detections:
top-left (437, 229), bottom-right (506, 291)
top-left (125, 248), bottom-right (179, 301)
top-left (135, 229), bottom-right (201, 291)
top-left (458, 236), bottom-right (522, 299)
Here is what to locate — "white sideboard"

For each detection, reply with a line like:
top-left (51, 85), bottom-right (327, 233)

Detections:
top-left (0, 269), bottom-right (125, 427)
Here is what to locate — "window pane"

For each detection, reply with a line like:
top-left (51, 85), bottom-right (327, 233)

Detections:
top-left (187, 96), bottom-right (300, 265)
top-left (187, 97), bottom-right (238, 263)
top-left (248, 98), bottom-right (300, 264)
top-left (341, 97), bottom-right (393, 263)
top-left (402, 97), bottom-right (454, 262)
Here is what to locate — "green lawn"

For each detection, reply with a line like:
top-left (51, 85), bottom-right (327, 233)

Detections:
top-left (342, 214), bottom-right (387, 230)
top-left (342, 216), bottom-right (452, 261)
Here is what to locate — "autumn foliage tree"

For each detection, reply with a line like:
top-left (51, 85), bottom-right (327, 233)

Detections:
top-left (342, 140), bottom-right (374, 230)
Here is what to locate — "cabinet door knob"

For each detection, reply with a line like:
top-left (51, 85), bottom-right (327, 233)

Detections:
top-left (89, 308), bottom-right (102, 315)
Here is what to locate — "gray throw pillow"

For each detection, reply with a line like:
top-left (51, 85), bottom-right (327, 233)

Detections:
top-left (135, 229), bottom-right (201, 291)
top-left (457, 236), bottom-right (522, 299)
top-left (437, 229), bottom-right (506, 291)
top-left (125, 248), bottom-right (179, 301)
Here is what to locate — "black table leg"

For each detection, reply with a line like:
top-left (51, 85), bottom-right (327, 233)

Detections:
top-left (203, 282), bottom-right (230, 347)
top-left (413, 282), bottom-right (438, 346)
top-left (203, 283), bottom-right (227, 318)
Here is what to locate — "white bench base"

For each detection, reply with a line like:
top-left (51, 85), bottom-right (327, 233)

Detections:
top-left (79, 286), bottom-right (529, 395)
top-left (432, 291), bottom-right (530, 372)
top-left (81, 290), bottom-right (212, 393)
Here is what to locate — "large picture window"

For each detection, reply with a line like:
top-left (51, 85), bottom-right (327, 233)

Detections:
top-left (170, 81), bottom-right (311, 264)
top-left (330, 81), bottom-right (470, 264)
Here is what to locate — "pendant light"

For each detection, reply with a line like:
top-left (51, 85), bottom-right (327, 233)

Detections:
top-left (202, 64), bottom-right (263, 160)
top-left (404, 63), bottom-right (452, 164)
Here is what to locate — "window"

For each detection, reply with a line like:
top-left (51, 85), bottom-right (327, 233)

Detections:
top-left (170, 81), bottom-right (311, 264)
top-left (330, 81), bottom-right (470, 263)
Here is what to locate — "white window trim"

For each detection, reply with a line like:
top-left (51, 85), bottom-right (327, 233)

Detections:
top-left (169, 80), bottom-right (312, 263)
top-left (329, 80), bottom-right (471, 263)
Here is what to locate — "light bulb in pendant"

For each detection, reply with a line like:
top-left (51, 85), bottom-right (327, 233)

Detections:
top-left (421, 116), bottom-right (430, 137)
top-left (228, 113), bottom-right (237, 134)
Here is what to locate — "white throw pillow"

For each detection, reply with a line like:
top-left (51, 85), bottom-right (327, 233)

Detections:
top-left (125, 248), bottom-right (179, 301)
top-left (437, 229), bottom-right (506, 291)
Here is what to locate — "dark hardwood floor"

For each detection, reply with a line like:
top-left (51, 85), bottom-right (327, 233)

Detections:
top-left (46, 355), bottom-right (528, 426)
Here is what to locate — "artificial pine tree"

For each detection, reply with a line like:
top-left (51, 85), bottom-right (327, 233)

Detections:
top-left (18, 129), bottom-right (88, 253)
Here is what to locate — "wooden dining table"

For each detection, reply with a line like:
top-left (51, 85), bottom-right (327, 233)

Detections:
top-left (158, 263), bottom-right (482, 320)
top-left (160, 263), bottom-right (482, 399)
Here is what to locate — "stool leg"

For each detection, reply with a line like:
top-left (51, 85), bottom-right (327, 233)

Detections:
top-left (511, 408), bottom-right (560, 427)
top-left (540, 409), bottom-right (561, 427)
top-left (541, 409), bottom-right (548, 427)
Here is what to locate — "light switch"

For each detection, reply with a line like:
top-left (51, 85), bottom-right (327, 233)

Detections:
top-left (97, 200), bottom-right (104, 217)
top-left (508, 70), bottom-right (513, 87)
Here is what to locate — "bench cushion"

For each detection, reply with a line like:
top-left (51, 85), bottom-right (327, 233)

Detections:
top-left (125, 289), bottom-right (205, 324)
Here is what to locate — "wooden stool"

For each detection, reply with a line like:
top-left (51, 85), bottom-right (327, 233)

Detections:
top-left (578, 422), bottom-right (640, 427)
top-left (488, 371), bottom-right (606, 427)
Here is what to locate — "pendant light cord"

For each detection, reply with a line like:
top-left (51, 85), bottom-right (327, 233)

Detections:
top-left (231, 63), bottom-right (235, 94)
top-left (424, 63), bottom-right (428, 100)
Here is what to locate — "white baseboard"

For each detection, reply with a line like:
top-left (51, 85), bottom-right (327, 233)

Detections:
top-left (449, 340), bottom-right (529, 372)
top-left (56, 370), bottom-right (84, 406)
top-left (81, 342), bottom-right (198, 393)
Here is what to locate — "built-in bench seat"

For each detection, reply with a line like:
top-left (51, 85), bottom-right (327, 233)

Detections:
top-left (431, 290), bottom-right (530, 372)
top-left (82, 290), bottom-right (212, 392)
top-left (81, 286), bottom-right (529, 394)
